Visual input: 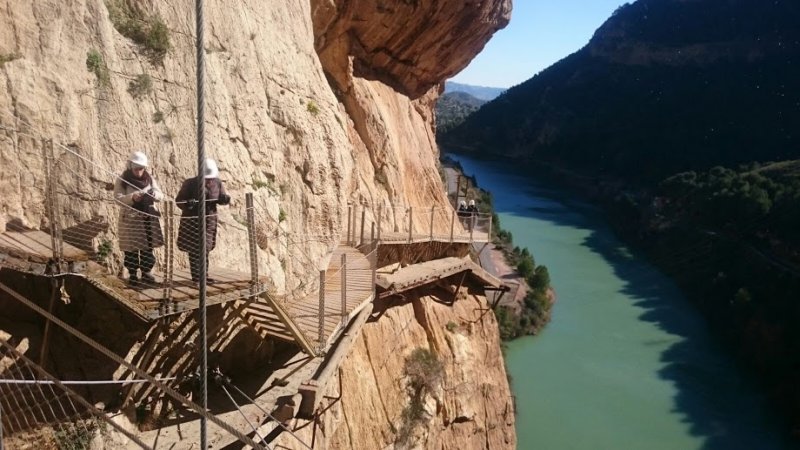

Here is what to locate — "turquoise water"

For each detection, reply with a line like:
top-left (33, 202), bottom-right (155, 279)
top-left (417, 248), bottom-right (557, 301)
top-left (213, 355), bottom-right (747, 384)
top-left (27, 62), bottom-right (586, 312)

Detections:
top-left (451, 155), bottom-right (789, 450)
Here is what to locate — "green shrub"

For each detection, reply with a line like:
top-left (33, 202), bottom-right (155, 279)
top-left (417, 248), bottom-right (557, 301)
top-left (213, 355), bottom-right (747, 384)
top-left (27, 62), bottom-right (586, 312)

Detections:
top-left (446, 321), bottom-right (457, 332)
top-left (95, 239), bottom-right (113, 262)
top-left (0, 53), bottom-right (19, 66)
top-left (531, 265), bottom-right (550, 293)
top-left (278, 208), bottom-right (287, 223)
top-left (306, 101), bottom-right (320, 116)
top-left (252, 178), bottom-right (269, 190)
top-left (517, 258), bottom-right (534, 278)
top-left (152, 110), bottom-right (164, 123)
top-left (54, 422), bottom-right (96, 450)
top-left (86, 50), bottom-right (110, 85)
top-left (128, 73), bottom-right (152, 99)
top-left (106, 0), bottom-right (170, 62)
top-left (397, 348), bottom-right (444, 445)
top-left (145, 17), bottom-right (170, 55)
top-left (404, 348), bottom-right (443, 398)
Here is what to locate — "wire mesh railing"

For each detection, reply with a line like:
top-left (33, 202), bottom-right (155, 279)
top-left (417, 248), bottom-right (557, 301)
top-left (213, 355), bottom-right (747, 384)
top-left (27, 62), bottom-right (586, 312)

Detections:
top-left (342, 204), bottom-right (492, 246)
top-left (3, 114), bottom-right (492, 350)
top-left (0, 281), bottom-right (271, 449)
top-left (0, 336), bottom-right (152, 450)
top-left (306, 245), bottom-right (377, 353)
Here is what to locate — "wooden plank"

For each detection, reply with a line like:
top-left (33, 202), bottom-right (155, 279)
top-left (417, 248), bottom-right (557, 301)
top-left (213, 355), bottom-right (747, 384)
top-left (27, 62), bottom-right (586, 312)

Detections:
top-left (261, 293), bottom-right (317, 355)
top-left (24, 230), bottom-right (87, 260)
top-left (313, 303), bottom-right (373, 374)
top-left (0, 233), bottom-right (50, 262)
top-left (8, 231), bottom-right (54, 257)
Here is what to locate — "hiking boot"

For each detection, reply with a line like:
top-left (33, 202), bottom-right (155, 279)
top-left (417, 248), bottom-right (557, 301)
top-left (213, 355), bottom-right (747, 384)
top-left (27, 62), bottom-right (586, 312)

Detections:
top-left (141, 272), bottom-right (157, 286)
top-left (127, 274), bottom-right (139, 287)
top-left (190, 277), bottom-right (216, 286)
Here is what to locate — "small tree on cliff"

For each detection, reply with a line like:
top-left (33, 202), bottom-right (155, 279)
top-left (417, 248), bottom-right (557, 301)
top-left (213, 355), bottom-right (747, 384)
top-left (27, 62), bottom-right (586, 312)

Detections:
top-left (397, 348), bottom-right (444, 445)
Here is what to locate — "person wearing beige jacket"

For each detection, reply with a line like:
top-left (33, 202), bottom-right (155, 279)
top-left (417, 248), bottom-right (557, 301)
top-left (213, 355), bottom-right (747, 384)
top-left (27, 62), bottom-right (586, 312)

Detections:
top-left (113, 151), bottom-right (164, 286)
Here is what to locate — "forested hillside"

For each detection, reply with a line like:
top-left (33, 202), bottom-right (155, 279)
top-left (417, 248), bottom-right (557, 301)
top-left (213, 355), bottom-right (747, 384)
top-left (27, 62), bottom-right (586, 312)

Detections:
top-left (443, 0), bottom-right (800, 182)
top-left (435, 91), bottom-right (486, 135)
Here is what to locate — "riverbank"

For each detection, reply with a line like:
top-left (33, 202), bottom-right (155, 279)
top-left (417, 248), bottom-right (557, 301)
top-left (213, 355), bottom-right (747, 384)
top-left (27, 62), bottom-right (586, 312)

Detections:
top-left (460, 153), bottom-right (800, 442)
top-left (440, 157), bottom-right (552, 338)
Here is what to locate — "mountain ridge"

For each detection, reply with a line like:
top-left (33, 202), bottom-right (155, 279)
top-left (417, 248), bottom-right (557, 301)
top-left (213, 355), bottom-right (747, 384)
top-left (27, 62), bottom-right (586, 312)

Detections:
top-left (444, 81), bottom-right (505, 101)
top-left (442, 0), bottom-right (800, 182)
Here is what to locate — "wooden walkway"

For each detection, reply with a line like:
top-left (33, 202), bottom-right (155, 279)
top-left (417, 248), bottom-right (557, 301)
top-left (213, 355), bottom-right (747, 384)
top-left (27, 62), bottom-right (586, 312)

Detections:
top-left (0, 230), bottom-right (89, 274)
top-left (82, 265), bottom-right (269, 320)
top-left (281, 245), bottom-right (375, 351)
top-left (0, 230), bottom-right (273, 321)
top-left (379, 229), bottom-right (490, 244)
top-left (1, 227), bottom-right (498, 356)
top-left (376, 256), bottom-right (505, 299)
top-left (0, 227), bottom-right (376, 355)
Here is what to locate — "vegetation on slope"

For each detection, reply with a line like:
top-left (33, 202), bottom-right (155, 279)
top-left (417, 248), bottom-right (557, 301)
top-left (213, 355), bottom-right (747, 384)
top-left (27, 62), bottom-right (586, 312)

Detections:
top-left (435, 91), bottom-right (485, 136)
top-left (621, 161), bottom-right (800, 434)
top-left (442, 0), bottom-right (800, 183)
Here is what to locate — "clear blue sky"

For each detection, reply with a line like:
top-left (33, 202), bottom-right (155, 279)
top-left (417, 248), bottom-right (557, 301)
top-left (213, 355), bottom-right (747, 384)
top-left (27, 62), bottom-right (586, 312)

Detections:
top-left (451, 0), bottom-right (630, 88)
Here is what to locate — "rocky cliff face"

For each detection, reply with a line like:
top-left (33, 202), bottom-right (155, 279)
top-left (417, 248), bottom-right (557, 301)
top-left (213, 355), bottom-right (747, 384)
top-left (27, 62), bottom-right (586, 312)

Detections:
top-left (275, 290), bottom-right (516, 449)
top-left (0, 0), bottom-right (513, 447)
top-left (0, 0), bottom-right (509, 286)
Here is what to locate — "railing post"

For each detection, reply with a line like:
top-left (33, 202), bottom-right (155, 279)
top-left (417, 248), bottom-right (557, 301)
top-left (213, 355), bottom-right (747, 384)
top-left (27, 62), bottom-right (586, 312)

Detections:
top-left (407, 206), bottom-right (413, 243)
top-left (170, 200), bottom-right (177, 312)
top-left (429, 206), bottom-right (435, 240)
top-left (371, 247), bottom-right (377, 298)
top-left (346, 205), bottom-right (352, 245)
top-left (318, 270), bottom-right (326, 353)
top-left (45, 139), bottom-right (63, 265)
top-left (450, 209), bottom-right (455, 243)
top-left (488, 214), bottom-right (493, 242)
top-left (360, 207), bottom-right (366, 246)
top-left (377, 205), bottom-right (382, 242)
top-left (246, 193), bottom-right (258, 297)
top-left (351, 205), bottom-right (358, 245)
top-left (470, 214), bottom-right (475, 242)
top-left (341, 254), bottom-right (347, 322)
top-left (163, 201), bottom-right (175, 307)
top-left (371, 222), bottom-right (375, 246)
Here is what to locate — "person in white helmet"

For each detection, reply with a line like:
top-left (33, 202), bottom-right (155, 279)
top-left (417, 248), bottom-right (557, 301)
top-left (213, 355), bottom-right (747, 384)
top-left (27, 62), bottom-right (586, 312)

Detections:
top-left (113, 151), bottom-right (164, 286)
top-left (457, 199), bottom-right (469, 228)
top-left (467, 199), bottom-right (479, 231)
top-left (175, 158), bottom-right (231, 284)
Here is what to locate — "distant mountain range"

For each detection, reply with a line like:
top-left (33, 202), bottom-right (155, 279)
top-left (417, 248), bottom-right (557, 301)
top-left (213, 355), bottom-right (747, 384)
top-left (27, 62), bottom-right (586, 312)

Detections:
top-left (442, 0), bottom-right (800, 183)
top-left (435, 91), bottom-right (486, 135)
top-left (444, 81), bottom-right (505, 101)
top-left (436, 82), bottom-right (504, 135)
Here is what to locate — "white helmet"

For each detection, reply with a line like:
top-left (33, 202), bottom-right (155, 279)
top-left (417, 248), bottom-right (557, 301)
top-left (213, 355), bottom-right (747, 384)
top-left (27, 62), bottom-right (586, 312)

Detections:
top-left (459, 200), bottom-right (466, 208)
top-left (468, 200), bottom-right (475, 207)
top-left (128, 151), bottom-right (148, 168)
top-left (204, 158), bottom-right (220, 179)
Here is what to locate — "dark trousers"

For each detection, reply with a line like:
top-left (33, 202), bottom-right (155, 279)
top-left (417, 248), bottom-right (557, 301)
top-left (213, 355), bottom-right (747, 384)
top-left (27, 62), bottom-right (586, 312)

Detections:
top-left (188, 249), bottom-right (210, 282)
top-left (124, 250), bottom-right (155, 276)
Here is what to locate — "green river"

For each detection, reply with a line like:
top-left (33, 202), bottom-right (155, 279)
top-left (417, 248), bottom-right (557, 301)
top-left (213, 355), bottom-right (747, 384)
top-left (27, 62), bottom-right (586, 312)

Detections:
top-left (451, 155), bottom-right (790, 450)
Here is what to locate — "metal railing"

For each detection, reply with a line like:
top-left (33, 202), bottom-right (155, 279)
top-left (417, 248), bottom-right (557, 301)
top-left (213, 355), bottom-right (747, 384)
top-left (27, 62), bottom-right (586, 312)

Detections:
top-left (342, 203), bottom-right (492, 246)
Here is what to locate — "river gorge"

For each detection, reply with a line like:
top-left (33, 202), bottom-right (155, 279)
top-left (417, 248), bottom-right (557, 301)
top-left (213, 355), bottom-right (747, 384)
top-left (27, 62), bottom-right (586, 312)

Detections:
top-left (450, 154), bottom-right (789, 449)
